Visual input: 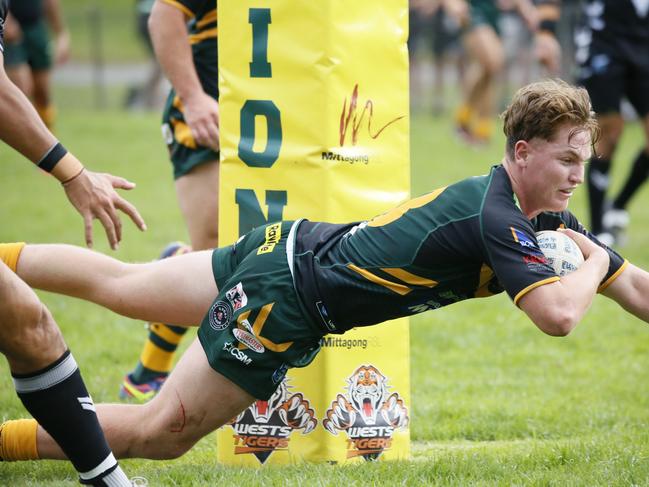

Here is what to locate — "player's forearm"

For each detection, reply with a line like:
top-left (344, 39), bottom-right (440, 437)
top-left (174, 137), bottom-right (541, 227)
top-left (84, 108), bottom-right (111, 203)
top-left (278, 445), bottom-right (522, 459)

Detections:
top-left (521, 252), bottom-right (608, 336)
top-left (149, 1), bottom-right (203, 103)
top-left (603, 264), bottom-right (649, 323)
top-left (0, 69), bottom-right (56, 161)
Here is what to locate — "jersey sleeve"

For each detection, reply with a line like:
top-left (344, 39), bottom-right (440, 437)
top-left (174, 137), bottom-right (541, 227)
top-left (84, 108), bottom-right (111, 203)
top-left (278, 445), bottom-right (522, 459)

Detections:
top-left (481, 208), bottom-right (559, 305)
top-left (161, 0), bottom-right (200, 18)
top-left (550, 211), bottom-right (629, 292)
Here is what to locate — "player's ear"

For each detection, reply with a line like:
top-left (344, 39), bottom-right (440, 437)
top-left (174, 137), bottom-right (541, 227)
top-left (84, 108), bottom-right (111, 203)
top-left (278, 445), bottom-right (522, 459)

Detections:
top-left (514, 140), bottom-right (530, 166)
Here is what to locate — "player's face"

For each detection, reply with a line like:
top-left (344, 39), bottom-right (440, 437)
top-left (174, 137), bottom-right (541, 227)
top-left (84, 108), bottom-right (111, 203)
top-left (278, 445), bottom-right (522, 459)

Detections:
top-left (523, 124), bottom-right (592, 214)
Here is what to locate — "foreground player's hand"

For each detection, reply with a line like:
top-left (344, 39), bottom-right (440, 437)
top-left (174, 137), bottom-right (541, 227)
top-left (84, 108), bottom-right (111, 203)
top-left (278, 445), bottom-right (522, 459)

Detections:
top-left (183, 92), bottom-right (220, 152)
top-left (63, 170), bottom-right (147, 250)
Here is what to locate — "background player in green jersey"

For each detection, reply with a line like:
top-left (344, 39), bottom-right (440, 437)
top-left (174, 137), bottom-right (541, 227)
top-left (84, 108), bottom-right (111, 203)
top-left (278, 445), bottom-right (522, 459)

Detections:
top-left (4, 0), bottom-right (70, 129)
top-left (2, 80), bottom-right (649, 463)
top-left (119, 0), bottom-right (220, 401)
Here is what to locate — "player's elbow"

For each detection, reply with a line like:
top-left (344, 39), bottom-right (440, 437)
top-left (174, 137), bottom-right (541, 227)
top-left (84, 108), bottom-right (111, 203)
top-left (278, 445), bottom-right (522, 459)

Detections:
top-left (534, 309), bottom-right (578, 337)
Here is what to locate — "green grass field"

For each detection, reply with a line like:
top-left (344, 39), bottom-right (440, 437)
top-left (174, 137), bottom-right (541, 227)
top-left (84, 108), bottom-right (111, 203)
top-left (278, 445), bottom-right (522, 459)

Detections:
top-left (1, 95), bottom-right (649, 485)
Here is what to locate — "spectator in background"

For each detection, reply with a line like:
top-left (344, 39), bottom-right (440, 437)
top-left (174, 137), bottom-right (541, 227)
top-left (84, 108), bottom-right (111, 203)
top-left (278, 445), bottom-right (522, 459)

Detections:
top-left (4, 0), bottom-right (70, 129)
top-left (578, 0), bottom-right (649, 246)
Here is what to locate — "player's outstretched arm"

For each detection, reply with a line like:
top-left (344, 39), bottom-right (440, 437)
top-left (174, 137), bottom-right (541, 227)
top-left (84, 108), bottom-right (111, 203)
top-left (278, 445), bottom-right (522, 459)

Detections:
top-left (602, 264), bottom-right (649, 323)
top-left (517, 229), bottom-right (610, 336)
top-left (0, 53), bottom-right (146, 250)
top-left (11, 244), bottom-right (216, 326)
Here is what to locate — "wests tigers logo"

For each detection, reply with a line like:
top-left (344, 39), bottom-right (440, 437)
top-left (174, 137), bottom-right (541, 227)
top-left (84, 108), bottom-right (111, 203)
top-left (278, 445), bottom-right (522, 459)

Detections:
top-left (225, 380), bottom-right (317, 464)
top-left (323, 365), bottom-right (408, 460)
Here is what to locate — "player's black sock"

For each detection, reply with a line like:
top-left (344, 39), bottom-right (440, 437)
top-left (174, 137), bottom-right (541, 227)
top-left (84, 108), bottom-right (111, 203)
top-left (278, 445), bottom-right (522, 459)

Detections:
top-left (613, 149), bottom-right (649, 210)
top-left (13, 350), bottom-right (129, 486)
top-left (587, 156), bottom-right (611, 234)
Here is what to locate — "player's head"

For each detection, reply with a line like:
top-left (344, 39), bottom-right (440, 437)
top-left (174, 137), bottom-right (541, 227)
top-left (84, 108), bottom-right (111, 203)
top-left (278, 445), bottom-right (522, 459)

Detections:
top-left (501, 79), bottom-right (599, 159)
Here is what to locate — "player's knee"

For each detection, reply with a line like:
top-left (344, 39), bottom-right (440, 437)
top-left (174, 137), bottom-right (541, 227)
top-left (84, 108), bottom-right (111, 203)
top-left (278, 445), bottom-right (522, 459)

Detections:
top-left (134, 402), bottom-right (202, 459)
top-left (1, 298), bottom-right (63, 362)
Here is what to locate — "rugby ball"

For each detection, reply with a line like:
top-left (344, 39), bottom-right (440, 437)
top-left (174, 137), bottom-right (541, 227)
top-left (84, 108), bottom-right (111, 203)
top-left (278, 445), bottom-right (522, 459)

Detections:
top-left (535, 230), bottom-right (584, 277)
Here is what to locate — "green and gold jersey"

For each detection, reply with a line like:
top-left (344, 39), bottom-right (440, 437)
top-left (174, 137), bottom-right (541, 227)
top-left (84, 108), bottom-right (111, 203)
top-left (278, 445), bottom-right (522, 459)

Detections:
top-left (293, 165), bottom-right (627, 333)
top-left (162, 0), bottom-right (217, 98)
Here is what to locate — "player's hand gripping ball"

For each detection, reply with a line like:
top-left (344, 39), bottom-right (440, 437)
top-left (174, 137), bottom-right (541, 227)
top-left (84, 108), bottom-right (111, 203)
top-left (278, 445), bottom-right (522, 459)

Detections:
top-left (536, 230), bottom-right (585, 276)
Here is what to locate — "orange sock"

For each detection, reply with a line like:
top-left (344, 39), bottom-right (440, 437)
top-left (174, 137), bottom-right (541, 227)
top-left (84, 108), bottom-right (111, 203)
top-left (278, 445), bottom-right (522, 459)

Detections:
top-left (35, 104), bottom-right (56, 130)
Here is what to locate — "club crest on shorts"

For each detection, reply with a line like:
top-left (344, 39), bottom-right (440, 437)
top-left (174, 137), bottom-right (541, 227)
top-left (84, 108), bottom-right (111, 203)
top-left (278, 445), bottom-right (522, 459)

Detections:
top-left (223, 379), bottom-right (317, 464)
top-left (323, 364), bottom-right (409, 460)
top-left (226, 282), bottom-right (248, 311)
top-left (208, 300), bottom-right (232, 331)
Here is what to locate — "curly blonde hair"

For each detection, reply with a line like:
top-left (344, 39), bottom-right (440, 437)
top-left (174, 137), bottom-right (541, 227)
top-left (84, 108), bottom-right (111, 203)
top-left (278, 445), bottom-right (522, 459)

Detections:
top-left (501, 79), bottom-right (599, 157)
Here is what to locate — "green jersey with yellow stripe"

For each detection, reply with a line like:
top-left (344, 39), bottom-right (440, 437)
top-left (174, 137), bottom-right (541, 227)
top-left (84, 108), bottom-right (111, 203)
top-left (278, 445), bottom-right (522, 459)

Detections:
top-left (293, 165), bottom-right (627, 334)
top-left (162, 0), bottom-right (217, 98)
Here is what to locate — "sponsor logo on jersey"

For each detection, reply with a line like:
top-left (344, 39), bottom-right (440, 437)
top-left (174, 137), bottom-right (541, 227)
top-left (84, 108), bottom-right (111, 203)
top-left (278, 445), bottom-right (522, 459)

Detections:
top-left (226, 282), bottom-right (248, 311)
top-left (323, 365), bottom-right (408, 460)
top-left (272, 363), bottom-right (289, 384)
top-left (233, 328), bottom-right (265, 353)
top-left (223, 342), bottom-right (252, 365)
top-left (315, 301), bottom-right (337, 332)
top-left (510, 227), bottom-right (538, 249)
top-left (209, 301), bottom-right (232, 331)
top-left (257, 222), bottom-right (282, 255)
top-left (225, 380), bottom-right (317, 463)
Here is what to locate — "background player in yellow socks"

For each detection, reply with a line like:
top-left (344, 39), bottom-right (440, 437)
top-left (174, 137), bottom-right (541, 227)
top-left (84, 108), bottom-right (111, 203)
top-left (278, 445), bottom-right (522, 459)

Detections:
top-left (453, 0), bottom-right (560, 146)
top-left (4, 0), bottom-right (70, 129)
top-left (119, 0), bottom-right (219, 401)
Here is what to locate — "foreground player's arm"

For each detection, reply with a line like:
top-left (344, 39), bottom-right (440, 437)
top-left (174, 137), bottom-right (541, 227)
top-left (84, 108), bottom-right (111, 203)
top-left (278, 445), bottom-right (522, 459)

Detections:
top-left (602, 264), bottom-right (649, 323)
top-left (12, 243), bottom-right (216, 326)
top-left (0, 51), bottom-right (146, 249)
top-left (517, 229), bottom-right (609, 336)
top-left (149, 0), bottom-right (219, 151)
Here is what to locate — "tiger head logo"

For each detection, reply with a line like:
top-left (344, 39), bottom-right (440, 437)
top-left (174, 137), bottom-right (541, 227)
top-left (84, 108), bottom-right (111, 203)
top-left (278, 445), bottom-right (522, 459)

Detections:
top-left (323, 364), bottom-right (409, 460)
top-left (349, 365), bottom-right (387, 425)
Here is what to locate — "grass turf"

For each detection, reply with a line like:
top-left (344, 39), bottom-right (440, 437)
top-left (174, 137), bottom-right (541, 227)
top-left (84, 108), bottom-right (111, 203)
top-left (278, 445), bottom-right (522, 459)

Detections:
top-left (1, 104), bottom-right (649, 485)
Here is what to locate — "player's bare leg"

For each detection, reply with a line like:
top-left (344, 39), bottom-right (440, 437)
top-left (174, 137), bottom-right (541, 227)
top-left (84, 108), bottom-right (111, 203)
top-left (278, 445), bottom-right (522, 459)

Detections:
top-left (121, 160), bottom-right (220, 401)
top-left (14, 243), bottom-right (217, 326)
top-left (176, 160), bottom-right (219, 251)
top-left (0, 262), bottom-right (130, 485)
top-left (460, 25), bottom-right (504, 143)
top-left (37, 338), bottom-right (255, 459)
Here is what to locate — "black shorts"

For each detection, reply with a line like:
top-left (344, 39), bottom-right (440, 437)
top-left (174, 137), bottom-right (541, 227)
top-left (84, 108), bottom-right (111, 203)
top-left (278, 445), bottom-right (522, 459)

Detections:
top-left (578, 35), bottom-right (649, 117)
